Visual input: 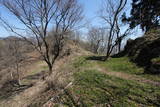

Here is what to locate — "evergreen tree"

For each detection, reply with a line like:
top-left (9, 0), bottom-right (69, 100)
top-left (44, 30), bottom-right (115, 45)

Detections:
top-left (123, 0), bottom-right (160, 32)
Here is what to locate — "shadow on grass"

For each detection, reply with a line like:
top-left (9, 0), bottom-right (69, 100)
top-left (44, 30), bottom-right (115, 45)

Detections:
top-left (85, 56), bottom-right (106, 61)
top-left (111, 52), bottom-right (125, 58)
top-left (0, 71), bottom-right (47, 100)
top-left (23, 70), bottom-right (48, 80)
top-left (0, 80), bottom-right (33, 100)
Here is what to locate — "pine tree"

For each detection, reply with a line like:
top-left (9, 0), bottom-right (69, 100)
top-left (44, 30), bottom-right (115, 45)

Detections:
top-left (123, 0), bottom-right (160, 32)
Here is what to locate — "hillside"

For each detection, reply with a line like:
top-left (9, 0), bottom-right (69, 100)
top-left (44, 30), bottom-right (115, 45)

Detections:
top-left (26, 55), bottom-right (160, 107)
top-left (0, 40), bottom-right (91, 107)
top-left (55, 56), bottom-right (160, 106)
top-left (0, 38), bottom-right (160, 107)
top-left (0, 0), bottom-right (160, 106)
top-left (115, 29), bottom-right (160, 74)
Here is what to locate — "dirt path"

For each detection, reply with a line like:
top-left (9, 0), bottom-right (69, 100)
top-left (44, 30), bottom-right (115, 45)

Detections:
top-left (95, 66), bottom-right (160, 86)
top-left (0, 81), bottom-right (48, 107)
top-left (0, 59), bottom-right (66, 107)
top-left (0, 49), bottom-right (88, 107)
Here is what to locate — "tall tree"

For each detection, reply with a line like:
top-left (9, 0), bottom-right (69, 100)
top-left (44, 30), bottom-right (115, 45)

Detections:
top-left (123, 0), bottom-right (160, 32)
top-left (0, 0), bottom-right (83, 74)
top-left (100, 0), bottom-right (127, 60)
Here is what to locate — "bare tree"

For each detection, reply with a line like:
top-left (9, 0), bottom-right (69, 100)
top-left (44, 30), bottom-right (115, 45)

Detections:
top-left (100, 0), bottom-right (127, 60)
top-left (114, 13), bottom-right (132, 53)
top-left (0, 0), bottom-right (83, 74)
top-left (4, 37), bottom-right (27, 85)
top-left (87, 27), bottom-right (105, 54)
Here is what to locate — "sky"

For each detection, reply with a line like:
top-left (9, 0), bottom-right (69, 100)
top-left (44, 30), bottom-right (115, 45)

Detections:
top-left (79, 0), bottom-right (102, 26)
top-left (0, 0), bottom-right (143, 38)
top-left (79, 0), bottom-right (143, 39)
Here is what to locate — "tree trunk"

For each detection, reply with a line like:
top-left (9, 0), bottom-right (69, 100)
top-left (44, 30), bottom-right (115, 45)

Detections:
top-left (16, 63), bottom-right (21, 86)
top-left (48, 64), bottom-right (53, 75)
top-left (10, 68), bottom-right (14, 80)
top-left (106, 52), bottom-right (110, 60)
top-left (104, 49), bottom-right (110, 61)
top-left (118, 42), bottom-right (121, 53)
top-left (18, 78), bottom-right (21, 86)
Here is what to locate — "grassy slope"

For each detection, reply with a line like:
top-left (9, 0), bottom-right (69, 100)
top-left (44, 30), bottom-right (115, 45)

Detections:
top-left (98, 57), bottom-right (160, 82)
top-left (59, 56), bottom-right (160, 107)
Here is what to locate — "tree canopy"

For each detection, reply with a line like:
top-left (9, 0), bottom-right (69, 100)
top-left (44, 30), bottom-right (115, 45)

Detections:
top-left (123, 0), bottom-right (160, 32)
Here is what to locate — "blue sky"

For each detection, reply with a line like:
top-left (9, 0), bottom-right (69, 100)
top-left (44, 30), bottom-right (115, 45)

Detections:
top-left (0, 0), bottom-right (101, 37)
top-left (79, 0), bottom-right (102, 26)
top-left (0, 0), bottom-right (142, 38)
top-left (78, 0), bottom-right (143, 39)
top-left (0, 5), bottom-right (23, 37)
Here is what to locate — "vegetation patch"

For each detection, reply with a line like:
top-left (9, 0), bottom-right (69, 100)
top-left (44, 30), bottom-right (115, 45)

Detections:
top-left (72, 56), bottom-right (94, 70)
top-left (97, 57), bottom-right (160, 82)
top-left (60, 70), bottom-right (160, 107)
top-left (57, 56), bottom-right (160, 107)
top-left (98, 57), bottom-right (144, 74)
top-left (151, 57), bottom-right (160, 64)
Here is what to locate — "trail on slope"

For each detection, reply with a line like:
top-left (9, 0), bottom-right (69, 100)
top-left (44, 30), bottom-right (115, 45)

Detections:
top-left (0, 44), bottom-right (91, 107)
top-left (0, 55), bottom-right (74, 107)
top-left (95, 65), bottom-right (160, 86)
